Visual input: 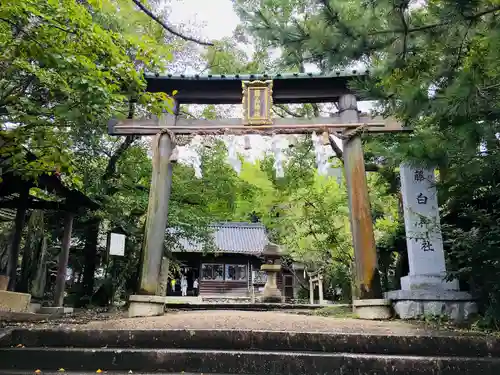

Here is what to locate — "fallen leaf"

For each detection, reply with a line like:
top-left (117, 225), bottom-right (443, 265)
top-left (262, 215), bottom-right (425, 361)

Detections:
top-left (96, 370), bottom-right (102, 373)
top-left (58, 368), bottom-right (65, 372)
top-left (15, 344), bottom-right (24, 348)
top-left (34, 370), bottom-right (41, 374)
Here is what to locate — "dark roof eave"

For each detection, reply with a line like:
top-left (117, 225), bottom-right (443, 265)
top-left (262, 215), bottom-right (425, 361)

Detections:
top-left (172, 249), bottom-right (262, 256)
top-left (144, 71), bottom-right (371, 105)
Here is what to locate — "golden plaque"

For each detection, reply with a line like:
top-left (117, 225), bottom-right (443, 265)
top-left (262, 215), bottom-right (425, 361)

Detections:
top-left (242, 80), bottom-right (273, 125)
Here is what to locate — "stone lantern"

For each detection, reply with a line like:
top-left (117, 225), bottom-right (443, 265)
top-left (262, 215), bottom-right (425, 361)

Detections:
top-left (260, 243), bottom-right (283, 303)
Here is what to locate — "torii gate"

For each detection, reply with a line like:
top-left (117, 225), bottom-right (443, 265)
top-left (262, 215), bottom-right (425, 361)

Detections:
top-left (109, 71), bottom-right (407, 318)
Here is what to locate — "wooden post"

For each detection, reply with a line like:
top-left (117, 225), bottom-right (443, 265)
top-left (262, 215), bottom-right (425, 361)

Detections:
top-left (340, 94), bottom-right (382, 300)
top-left (7, 186), bottom-right (29, 291)
top-left (139, 108), bottom-right (177, 295)
top-left (318, 275), bottom-right (324, 305)
top-left (54, 211), bottom-right (74, 307)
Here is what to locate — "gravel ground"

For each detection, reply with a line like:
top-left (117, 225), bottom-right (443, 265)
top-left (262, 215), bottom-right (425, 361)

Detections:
top-left (78, 310), bottom-right (441, 335)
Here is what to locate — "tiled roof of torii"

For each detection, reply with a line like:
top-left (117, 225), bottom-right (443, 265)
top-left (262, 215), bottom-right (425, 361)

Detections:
top-left (145, 69), bottom-right (370, 81)
top-left (144, 70), bottom-right (371, 104)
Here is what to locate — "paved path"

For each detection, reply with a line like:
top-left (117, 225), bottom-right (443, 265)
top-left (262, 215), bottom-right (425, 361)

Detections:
top-left (81, 310), bottom-right (451, 336)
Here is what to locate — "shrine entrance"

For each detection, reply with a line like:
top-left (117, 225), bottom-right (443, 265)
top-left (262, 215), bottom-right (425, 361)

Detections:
top-left (109, 71), bottom-right (406, 318)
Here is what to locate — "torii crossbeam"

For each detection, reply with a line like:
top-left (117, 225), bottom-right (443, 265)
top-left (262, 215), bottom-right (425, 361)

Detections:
top-left (109, 72), bottom-right (410, 318)
top-left (108, 116), bottom-right (403, 136)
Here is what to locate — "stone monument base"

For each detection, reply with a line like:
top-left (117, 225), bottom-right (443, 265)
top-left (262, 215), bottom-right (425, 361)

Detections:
top-left (400, 274), bottom-right (459, 291)
top-left (0, 290), bottom-right (31, 312)
top-left (385, 290), bottom-right (477, 322)
top-left (128, 295), bottom-right (165, 318)
top-left (353, 299), bottom-right (392, 320)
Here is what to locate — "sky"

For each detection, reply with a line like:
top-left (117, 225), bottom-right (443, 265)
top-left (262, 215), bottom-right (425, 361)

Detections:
top-left (164, 0), bottom-right (372, 171)
top-left (168, 0), bottom-right (240, 41)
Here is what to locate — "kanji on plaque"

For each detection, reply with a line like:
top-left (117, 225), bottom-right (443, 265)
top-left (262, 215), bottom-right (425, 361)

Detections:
top-left (416, 193), bottom-right (428, 205)
top-left (242, 80), bottom-right (273, 125)
top-left (416, 216), bottom-right (429, 229)
top-left (414, 169), bottom-right (425, 182)
top-left (420, 239), bottom-right (435, 252)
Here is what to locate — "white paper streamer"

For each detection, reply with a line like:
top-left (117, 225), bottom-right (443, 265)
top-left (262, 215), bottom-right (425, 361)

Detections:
top-left (271, 136), bottom-right (285, 178)
top-left (312, 132), bottom-right (330, 176)
top-left (192, 152), bottom-right (202, 179)
top-left (227, 136), bottom-right (242, 175)
top-left (169, 146), bottom-right (179, 163)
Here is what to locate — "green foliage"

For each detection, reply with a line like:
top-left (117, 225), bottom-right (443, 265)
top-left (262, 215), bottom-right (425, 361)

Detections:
top-left (232, 137), bottom-right (398, 299)
top-left (314, 305), bottom-right (355, 318)
top-left (0, 0), bottom-right (174, 179)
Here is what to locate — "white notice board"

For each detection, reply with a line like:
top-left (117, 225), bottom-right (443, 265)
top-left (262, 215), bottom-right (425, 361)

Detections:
top-left (109, 233), bottom-right (126, 256)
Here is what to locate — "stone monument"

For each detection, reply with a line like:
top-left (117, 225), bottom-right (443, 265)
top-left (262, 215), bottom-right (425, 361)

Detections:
top-left (260, 243), bottom-right (283, 303)
top-left (385, 164), bottom-right (477, 321)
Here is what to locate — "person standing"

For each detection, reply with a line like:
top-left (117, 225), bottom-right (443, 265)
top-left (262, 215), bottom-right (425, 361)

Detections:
top-left (193, 278), bottom-right (199, 296)
top-left (170, 278), bottom-right (176, 295)
top-left (181, 275), bottom-right (188, 296)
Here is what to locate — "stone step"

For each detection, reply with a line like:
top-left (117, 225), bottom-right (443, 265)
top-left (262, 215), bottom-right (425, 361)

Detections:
top-left (0, 373), bottom-right (228, 375)
top-left (1, 347), bottom-right (499, 375)
top-left (0, 373), bottom-right (229, 375)
top-left (3, 329), bottom-right (500, 358)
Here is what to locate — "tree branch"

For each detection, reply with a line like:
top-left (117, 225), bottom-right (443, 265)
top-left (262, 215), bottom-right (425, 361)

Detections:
top-left (102, 136), bottom-right (136, 183)
top-left (328, 135), bottom-right (380, 172)
top-left (370, 5), bottom-right (500, 35)
top-left (328, 134), bottom-right (343, 159)
top-left (274, 104), bottom-right (303, 118)
top-left (131, 0), bottom-right (214, 46)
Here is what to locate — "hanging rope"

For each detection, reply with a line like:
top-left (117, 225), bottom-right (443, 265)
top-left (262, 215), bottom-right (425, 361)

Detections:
top-left (158, 127), bottom-right (177, 144)
top-left (333, 123), bottom-right (369, 142)
top-left (155, 127), bottom-right (177, 163)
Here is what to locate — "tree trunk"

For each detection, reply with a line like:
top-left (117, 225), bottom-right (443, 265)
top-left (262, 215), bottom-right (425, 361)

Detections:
top-left (54, 212), bottom-right (74, 307)
top-left (156, 256), bottom-right (169, 296)
top-left (31, 236), bottom-right (48, 300)
top-left (81, 218), bottom-right (100, 302)
top-left (19, 210), bottom-right (44, 293)
top-left (8, 186), bottom-right (29, 291)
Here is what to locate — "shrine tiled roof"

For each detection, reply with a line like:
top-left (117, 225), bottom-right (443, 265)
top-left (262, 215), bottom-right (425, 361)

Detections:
top-left (170, 222), bottom-right (269, 255)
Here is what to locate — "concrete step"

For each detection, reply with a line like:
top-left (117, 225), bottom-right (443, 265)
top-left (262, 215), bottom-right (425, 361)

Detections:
top-left (0, 373), bottom-right (232, 375)
top-left (4, 328), bottom-right (500, 358)
top-left (1, 347), bottom-right (499, 375)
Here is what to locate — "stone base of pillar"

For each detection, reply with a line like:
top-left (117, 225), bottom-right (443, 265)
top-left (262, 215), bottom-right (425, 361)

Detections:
top-left (39, 306), bottom-right (74, 315)
top-left (128, 295), bottom-right (166, 318)
top-left (352, 299), bottom-right (392, 320)
top-left (29, 302), bottom-right (41, 313)
top-left (385, 290), bottom-right (477, 322)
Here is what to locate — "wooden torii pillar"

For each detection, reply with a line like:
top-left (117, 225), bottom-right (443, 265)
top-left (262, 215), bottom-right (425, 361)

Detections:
top-left (111, 104), bottom-right (180, 318)
top-left (109, 80), bottom-right (407, 318)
